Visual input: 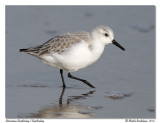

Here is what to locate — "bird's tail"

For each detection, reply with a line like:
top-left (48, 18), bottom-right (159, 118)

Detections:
top-left (19, 48), bottom-right (30, 52)
top-left (19, 45), bottom-right (42, 56)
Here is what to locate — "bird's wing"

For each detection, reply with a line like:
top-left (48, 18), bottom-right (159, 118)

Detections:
top-left (38, 31), bottom-right (90, 55)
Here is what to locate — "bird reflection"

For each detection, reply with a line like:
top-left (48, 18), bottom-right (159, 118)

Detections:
top-left (31, 87), bottom-right (95, 118)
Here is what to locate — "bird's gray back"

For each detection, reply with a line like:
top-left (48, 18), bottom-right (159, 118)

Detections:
top-left (22, 31), bottom-right (91, 56)
top-left (38, 31), bottom-right (91, 55)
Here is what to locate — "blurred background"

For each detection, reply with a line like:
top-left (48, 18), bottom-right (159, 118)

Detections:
top-left (6, 6), bottom-right (155, 118)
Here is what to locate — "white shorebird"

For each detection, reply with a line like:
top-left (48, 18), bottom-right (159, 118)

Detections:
top-left (19, 25), bottom-right (125, 88)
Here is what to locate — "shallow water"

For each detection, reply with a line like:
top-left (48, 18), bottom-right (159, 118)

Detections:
top-left (6, 6), bottom-right (155, 118)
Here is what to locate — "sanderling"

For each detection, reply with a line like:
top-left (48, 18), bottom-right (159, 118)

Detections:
top-left (19, 25), bottom-right (125, 88)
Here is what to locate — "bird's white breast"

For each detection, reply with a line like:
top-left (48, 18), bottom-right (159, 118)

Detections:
top-left (40, 40), bottom-right (105, 72)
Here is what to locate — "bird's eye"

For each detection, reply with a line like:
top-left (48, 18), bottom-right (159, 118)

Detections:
top-left (105, 33), bottom-right (109, 37)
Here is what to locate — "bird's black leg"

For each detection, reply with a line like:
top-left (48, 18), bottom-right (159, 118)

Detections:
top-left (60, 69), bottom-right (66, 88)
top-left (68, 72), bottom-right (95, 88)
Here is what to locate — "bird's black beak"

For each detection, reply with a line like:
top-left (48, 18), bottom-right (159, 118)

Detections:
top-left (112, 39), bottom-right (125, 51)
